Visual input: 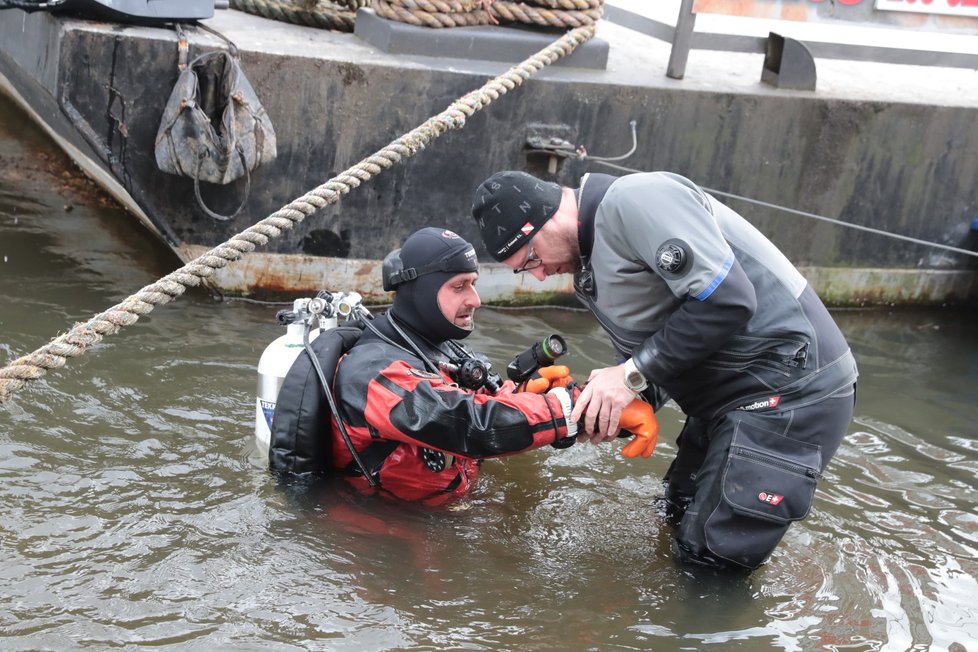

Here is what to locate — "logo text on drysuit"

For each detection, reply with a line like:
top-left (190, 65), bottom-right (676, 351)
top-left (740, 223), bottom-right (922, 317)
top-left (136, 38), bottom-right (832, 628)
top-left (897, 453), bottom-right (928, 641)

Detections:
top-left (736, 395), bottom-right (781, 411)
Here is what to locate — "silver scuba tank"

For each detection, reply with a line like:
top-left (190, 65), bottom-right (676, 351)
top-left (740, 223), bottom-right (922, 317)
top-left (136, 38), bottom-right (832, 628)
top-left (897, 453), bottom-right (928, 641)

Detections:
top-left (255, 297), bottom-right (335, 456)
top-left (254, 292), bottom-right (368, 457)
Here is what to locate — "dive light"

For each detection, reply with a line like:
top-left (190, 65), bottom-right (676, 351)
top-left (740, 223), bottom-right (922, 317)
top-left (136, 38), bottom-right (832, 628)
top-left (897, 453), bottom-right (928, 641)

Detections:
top-left (506, 334), bottom-right (567, 384)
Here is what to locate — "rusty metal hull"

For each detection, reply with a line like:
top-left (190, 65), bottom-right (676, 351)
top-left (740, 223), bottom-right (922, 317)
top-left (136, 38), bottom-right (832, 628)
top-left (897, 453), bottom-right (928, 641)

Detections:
top-left (176, 245), bottom-right (577, 303)
top-left (177, 246), bottom-right (977, 306)
top-left (1, 7), bottom-right (977, 306)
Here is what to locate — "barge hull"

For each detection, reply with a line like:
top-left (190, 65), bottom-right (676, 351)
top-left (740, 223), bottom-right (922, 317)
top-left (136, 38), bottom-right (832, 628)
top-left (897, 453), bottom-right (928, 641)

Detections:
top-left (1, 7), bottom-right (977, 306)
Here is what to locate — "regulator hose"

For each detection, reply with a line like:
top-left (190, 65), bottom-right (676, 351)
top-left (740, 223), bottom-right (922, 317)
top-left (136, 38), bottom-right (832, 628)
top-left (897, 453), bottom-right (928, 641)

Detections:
top-left (301, 325), bottom-right (376, 487)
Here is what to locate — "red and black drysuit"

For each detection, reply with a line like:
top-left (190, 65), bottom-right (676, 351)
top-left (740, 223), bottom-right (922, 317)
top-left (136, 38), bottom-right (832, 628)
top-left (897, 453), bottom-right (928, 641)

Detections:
top-left (331, 314), bottom-right (575, 504)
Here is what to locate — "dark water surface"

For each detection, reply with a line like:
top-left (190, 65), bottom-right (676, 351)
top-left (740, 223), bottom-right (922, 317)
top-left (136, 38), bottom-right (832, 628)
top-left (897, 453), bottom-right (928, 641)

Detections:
top-left (1, 93), bottom-right (976, 651)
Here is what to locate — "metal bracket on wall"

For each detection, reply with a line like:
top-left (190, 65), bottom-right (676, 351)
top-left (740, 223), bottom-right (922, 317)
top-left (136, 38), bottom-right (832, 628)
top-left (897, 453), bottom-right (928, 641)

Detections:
top-left (761, 32), bottom-right (817, 91)
top-left (525, 124), bottom-right (584, 175)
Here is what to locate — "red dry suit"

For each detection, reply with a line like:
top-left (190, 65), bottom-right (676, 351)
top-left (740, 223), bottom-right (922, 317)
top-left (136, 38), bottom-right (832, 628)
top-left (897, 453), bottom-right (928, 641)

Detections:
top-left (331, 314), bottom-right (575, 504)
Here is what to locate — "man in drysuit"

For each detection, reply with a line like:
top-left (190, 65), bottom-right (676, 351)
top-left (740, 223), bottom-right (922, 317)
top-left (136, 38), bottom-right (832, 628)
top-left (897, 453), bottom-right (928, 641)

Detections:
top-left (329, 227), bottom-right (581, 504)
top-left (471, 170), bottom-right (858, 568)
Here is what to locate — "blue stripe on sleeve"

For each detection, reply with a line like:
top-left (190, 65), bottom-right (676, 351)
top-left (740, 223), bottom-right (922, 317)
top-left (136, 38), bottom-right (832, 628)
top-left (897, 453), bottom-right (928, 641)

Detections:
top-left (693, 254), bottom-right (734, 301)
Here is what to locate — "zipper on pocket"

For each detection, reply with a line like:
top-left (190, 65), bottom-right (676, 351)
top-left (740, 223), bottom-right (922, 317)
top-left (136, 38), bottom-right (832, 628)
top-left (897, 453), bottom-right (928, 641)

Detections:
top-left (732, 445), bottom-right (823, 480)
top-left (783, 343), bottom-right (809, 369)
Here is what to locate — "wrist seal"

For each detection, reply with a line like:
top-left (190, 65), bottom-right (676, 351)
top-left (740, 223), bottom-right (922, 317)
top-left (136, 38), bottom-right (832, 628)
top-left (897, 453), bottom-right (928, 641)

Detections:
top-left (548, 386), bottom-right (578, 438)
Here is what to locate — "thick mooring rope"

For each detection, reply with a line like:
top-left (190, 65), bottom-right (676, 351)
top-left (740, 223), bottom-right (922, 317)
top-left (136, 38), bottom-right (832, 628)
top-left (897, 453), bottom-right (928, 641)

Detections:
top-left (372, 0), bottom-right (488, 28)
top-left (229, 0), bottom-right (356, 31)
top-left (0, 25), bottom-right (596, 405)
top-left (491, 1), bottom-right (601, 28)
top-left (232, 0), bottom-right (603, 32)
top-left (372, 0), bottom-right (602, 29)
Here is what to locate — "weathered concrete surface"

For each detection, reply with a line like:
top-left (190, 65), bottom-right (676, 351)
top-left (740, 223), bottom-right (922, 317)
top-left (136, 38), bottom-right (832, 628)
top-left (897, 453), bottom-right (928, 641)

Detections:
top-left (799, 267), bottom-right (978, 307)
top-left (1, 7), bottom-right (976, 306)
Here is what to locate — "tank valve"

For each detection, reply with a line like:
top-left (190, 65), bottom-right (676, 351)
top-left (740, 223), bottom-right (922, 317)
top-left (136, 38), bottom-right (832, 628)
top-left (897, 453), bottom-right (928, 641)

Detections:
top-left (307, 296), bottom-right (328, 316)
top-left (335, 292), bottom-right (370, 320)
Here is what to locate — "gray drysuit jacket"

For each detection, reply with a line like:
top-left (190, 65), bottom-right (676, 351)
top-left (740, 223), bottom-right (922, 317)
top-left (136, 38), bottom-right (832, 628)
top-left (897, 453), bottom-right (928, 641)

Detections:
top-left (574, 172), bottom-right (858, 419)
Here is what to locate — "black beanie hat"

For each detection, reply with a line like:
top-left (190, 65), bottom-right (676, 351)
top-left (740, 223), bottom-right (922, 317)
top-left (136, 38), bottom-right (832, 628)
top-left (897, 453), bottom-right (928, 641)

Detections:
top-left (386, 227), bottom-right (479, 342)
top-left (471, 171), bottom-right (562, 262)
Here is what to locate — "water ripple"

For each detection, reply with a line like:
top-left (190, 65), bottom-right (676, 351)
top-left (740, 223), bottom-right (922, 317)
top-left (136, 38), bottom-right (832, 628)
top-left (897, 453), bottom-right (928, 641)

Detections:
top-left (1, 166), bottom-right (977, 652)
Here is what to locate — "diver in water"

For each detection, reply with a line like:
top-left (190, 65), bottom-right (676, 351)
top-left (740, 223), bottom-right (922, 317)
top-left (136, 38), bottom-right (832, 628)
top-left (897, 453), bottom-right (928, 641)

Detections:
top-left (328, 227), bottom-right (580, 504)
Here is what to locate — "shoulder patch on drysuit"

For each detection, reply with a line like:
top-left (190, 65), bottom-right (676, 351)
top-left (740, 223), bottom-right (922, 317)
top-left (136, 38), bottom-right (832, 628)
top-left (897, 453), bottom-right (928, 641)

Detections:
top-left (655, 239), bottom-right (693, 279)
top-left (406, 367), bottom-right (441, 380)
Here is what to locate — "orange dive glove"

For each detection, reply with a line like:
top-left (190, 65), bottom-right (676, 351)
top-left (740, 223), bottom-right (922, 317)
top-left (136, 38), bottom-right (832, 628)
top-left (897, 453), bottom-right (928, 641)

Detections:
top-left (618, 399), bottom-right (659, 459)
top-left (522, 365), bottom-right (573, 394)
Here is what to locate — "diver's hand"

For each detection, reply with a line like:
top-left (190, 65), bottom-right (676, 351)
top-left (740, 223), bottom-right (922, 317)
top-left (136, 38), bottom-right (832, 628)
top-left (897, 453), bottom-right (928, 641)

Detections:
top-left (570, 364), bottom-right (636, 443)
top-left (521, 365), bottom-right (573, 394)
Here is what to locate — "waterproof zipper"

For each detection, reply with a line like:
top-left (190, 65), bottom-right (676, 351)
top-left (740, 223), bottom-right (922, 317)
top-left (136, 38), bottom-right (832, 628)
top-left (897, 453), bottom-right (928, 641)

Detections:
top-left (732, 446), bottom-right (823, 480)
top-left (713, 345), bottom-right (808, 368)
top-left (791, 343), bottom-right (810, 368)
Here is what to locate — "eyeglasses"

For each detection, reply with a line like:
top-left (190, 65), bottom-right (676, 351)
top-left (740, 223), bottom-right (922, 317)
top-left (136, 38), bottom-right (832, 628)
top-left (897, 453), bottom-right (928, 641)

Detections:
top-left (513, 238), bottom-right (543, 274)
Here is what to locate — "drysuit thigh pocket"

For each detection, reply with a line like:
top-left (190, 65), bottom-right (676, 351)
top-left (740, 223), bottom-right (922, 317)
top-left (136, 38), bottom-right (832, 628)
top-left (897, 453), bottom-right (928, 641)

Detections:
top-left (704, 417), bottom-right (822, 568)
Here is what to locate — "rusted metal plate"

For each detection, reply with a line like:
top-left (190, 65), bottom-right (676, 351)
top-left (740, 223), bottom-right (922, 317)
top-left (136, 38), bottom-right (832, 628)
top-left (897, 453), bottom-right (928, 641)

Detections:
top-left (176, 246), bottom-right (978, 307)
top-left (177, 245), bottom-right (577, 304)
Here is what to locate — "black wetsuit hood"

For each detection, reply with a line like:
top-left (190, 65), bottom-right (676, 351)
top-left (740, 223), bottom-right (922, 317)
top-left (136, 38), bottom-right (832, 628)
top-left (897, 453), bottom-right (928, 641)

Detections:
top-left (386, 227), bottom-right (479, 342)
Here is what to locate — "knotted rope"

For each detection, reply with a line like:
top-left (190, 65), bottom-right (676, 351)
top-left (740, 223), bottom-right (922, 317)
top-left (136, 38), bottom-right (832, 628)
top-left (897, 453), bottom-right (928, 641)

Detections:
top-left (229, 0), bottom-right (356, 32)
top-left (0, 24), bottom-right (596, 406)
top-left (231, 0), bottom-right (602, 31)
top-left (372, 0), bottom-right (602, 29)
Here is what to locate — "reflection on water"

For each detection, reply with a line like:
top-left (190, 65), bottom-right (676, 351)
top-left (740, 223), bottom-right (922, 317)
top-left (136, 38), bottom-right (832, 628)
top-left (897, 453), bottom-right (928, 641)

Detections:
top-left (1, 92), bottom-right (977, 650)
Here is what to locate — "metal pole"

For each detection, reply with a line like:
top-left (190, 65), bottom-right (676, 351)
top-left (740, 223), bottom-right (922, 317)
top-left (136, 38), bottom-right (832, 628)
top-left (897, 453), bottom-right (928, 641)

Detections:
top-left (667, 0), bottom-right (696, 79)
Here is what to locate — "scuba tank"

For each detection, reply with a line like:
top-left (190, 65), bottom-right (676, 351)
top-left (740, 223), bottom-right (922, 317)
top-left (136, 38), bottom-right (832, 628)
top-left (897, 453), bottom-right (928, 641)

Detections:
top-left (254, 290), bottom-right (372, 461)
top-left (255, 289), bottom-right (375, 479)
top-left (255, 295), bottom-right (336, 455)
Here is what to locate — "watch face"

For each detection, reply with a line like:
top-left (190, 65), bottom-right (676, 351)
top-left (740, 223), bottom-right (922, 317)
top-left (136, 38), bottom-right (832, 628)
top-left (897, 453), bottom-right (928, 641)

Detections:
top-left (626, 371), bottom-right (644, 390)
